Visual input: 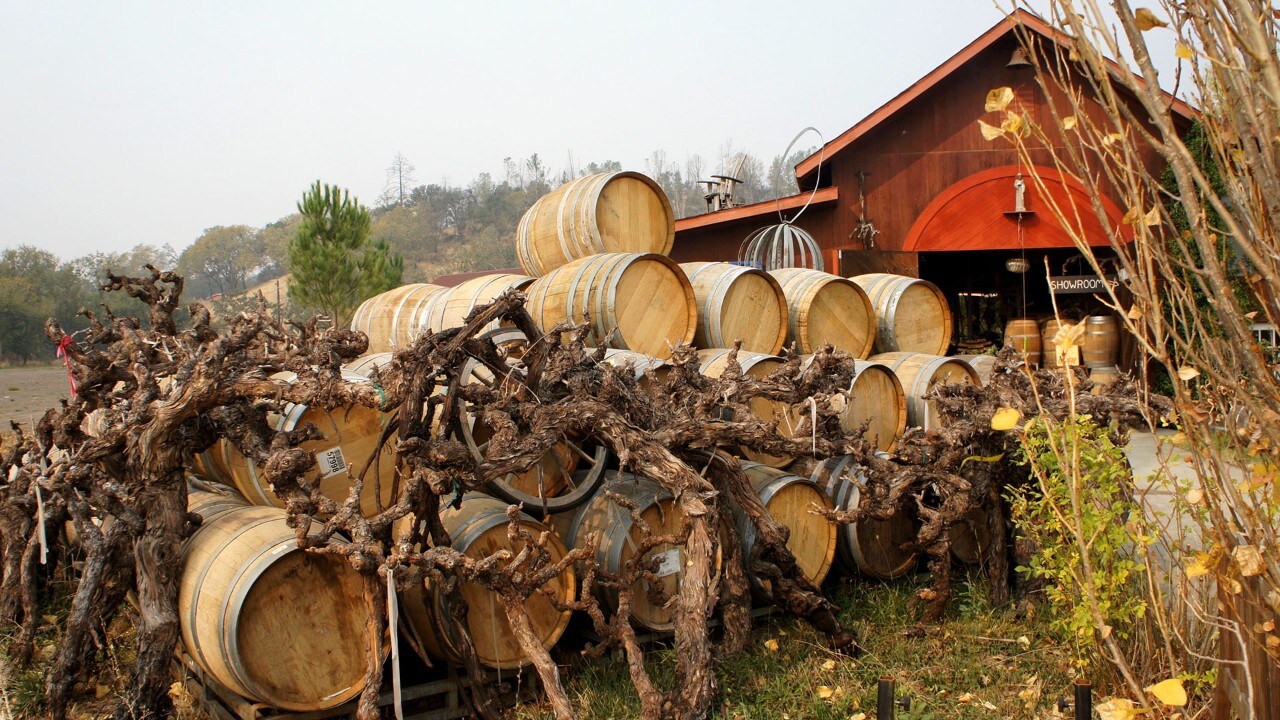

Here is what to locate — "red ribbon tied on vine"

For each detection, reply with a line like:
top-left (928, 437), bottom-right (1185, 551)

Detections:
top-left (55, 335), bottom-right (77, 397)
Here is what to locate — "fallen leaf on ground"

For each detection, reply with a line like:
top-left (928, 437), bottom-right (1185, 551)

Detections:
top-left (1097, 697), bottom-right (1141, 720)
top-left (821, 659), bottom-right (837, 671)
top-left (818, 686), bottom-right (835, 700)
top-left (763, 638), bottom-right (780, 652)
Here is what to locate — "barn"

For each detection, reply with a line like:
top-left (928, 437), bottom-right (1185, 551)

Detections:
top-left (669, 9), bottom-right (1194, 359)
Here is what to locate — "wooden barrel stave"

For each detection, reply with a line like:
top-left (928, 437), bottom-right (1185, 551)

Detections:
top-left (1003, 318), bottom-right (1042, 366)
top-left (350, 284), bottom-right (450, 354)
top-left (870, 352), bottom-right (981, 429)
top-left (680, 262), bottom-right (788, 354)
top-left (179, 498), bottom-right (370, 711)
top-left (770, 268), bottom-right (876, 358)
top-left (808, 456), bottom-right (920, 579)
top-left (799, 355), bottom-right (906, 452)
top-left (424, 273), bottom-right (534, 335)
top-left (735, 463), bottom-right (837, 599)
top-left (852, 274), bottom-right (952, 355)
top-left (698, 349), bottom-right (795, 467)
top-left (1082, 315), bottom-right (1119, 368)
top-left (397, 494), bottom-right (575, 669)
top-left (955, 354), bottom-right (997, 387)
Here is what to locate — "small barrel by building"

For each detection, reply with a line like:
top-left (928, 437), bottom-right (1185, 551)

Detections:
top-left (698, 349), bottom-right (795, 467)
top-left (516, 172), bottom-right (675, 277)
top-left (179, 496), bottom-right (371, 711)
top-left (1003, 318), bottom-right (1042, 366)
top-left (421, 273), bottom-right (534, 335)
top-left (397, 494), bottom-right (575, 669)
top-left (871, 352), bottom-right (981, 429)
top-left (799, 355), bottom-right (906, 452)
top-left (770, 268), bottom-right (876, 358)
top-left (555, 472), bottom-right (718, 632)
top-left (1041, 318), bottom-right (1078, 368)
top-left (220, 371), bottom-right (399, 518)
top-left (679, 262), bottom-right (788, 354)
top-left (736, 463), bottom-right (837, 599)
top-left (1082, 315), bottom-right (1119, 368)
top-left (350, 284), bottom-right (450, 354)
top-left (807, 456), bottom-right (920, 579)
top-left (525, 253), bottom-right (697, 360)
top-left (852, 274), bottom-right (953, 356)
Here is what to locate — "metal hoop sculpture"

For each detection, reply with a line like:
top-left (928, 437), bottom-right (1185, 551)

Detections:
top-left (453, 328), bottom-right (610, 513)
top-left (738, 127), bottom-right (828, 272)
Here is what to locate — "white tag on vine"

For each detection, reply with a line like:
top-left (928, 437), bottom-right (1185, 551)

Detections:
top-left (654, 548), bottom-right (681, 578)
top-left (314, 446), bottom-right (348, 478)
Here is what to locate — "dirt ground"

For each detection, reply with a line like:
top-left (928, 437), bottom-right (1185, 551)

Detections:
top-left (0, 364), bottom-right (71, 431)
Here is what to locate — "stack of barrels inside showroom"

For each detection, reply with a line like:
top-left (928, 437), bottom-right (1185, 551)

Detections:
top-left (176, 169), bottom-right (1001, 711)
top-left (1001, 313), bottom-right (1122, 385)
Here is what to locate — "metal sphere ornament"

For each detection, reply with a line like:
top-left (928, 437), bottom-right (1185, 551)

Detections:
top-left (738, 126), bottom-right (828, 272)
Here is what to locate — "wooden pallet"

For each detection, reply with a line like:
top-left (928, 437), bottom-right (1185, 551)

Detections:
top-left (174, 652), bottom-right (539, 720)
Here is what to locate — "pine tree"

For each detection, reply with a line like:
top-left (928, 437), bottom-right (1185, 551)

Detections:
top-left (288, 181), bottom-right (403, 327)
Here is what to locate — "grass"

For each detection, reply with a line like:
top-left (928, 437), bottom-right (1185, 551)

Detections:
top-left (512, 573), bottom-right (1076, 719)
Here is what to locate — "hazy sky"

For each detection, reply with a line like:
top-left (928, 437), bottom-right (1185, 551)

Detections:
top-left (0, 1), bottom-right (1180, 260)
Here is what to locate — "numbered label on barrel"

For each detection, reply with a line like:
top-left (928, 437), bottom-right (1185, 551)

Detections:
top-left (315, 446), bottom-right (349, 479)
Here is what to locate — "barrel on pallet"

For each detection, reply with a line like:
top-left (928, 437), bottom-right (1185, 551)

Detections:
top-left (698, 348), bottom-right (795, 467)
top-left (350, 284), bottom-right (450, 353)
top-left (1003, 318), bottom-right (1042, 366)
top-left (871, 352), bottom-right (981, 429)
top-left (1082, 315), bottom-right (1119, 368)
top-left (770, 268), bottom-right (876, 358)
top-left (397, 494), bottom-right (575, 669)
top-left (800, 355), bottom-right (906, 452)
top-left (179, 494), bottom-right (371, 711)
top-left (852, 274), bottom-right (952, 355)
top-left (422, 273), bottom-right (534, 335)
top-left (555, 472), bottom-right (718, 632)
top-left (679, 262), bottom-right (788, 354)
top-left (516, 172), bottom-right (675, 277)
top-left (525, 253), bottom-right (696, 360)
top-left (221, 371), bottom-right (399, 517)
top-left (736, 463), bottom-right (837, 598)
top-left (807, 456), bottom-right (920, 579)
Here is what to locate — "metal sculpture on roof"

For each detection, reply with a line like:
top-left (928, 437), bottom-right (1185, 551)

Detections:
top-left (738, 127), bottom-right (826, 272)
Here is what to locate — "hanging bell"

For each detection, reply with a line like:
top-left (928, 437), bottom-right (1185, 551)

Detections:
top-left (1007, 47), bottom-right (1033, 69)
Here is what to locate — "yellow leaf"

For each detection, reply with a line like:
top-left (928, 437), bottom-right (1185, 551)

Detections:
top-left (851, 714), bottom-right (867, 720)
top-left (818, 686), bottom-right (835, 700)
top-left (1168, 431), bottom-right (1188, 446)
top-left (1127, 305), bottom-right (1144, 320)
top-left (1175, 42), bottom-right (1194, 60)
top-left (1135, 8), bottom-right (1169, 31)
top-left (1101, 624), bottom-right (1114, 639)
top-left (1001, 111), bottom-right (1027, 137)
top-left (1144, 206), bottom-right (1161, 226)
top-left (41, 614), bottom-right (57, 626)
top-left (1185, 552), bottom-right (1212, 579)
top-left (978, 119), bottom-right (1006, 141)
top-left (959, 692), bottom-right (975, 703)
top-left (1177, 366), bottom-right (1200, 381)
top-left (985, 86), bottom-right (1015, 112)
top-left (982, 701), bottom-right (999, 710)
top-left (1063, 115), bottom-right (1078, 131)
top-left (1054, 321), bottom-right (1086, 349)
top-left (1017, 635), bottom-right (1031, 648)
top-left (961, 453), bottom-right (1005, 470)
top-left (1097, 698), bottom-right (1141, 720)
top-left (1235, 545), bottom-right (1265, 577)
top-left (821, 659), bottom-right (837, 671)
top-left (1185, 487), bottom-right (1204, 504)
top-left (1123, 206), bottom-right (1143, 225)
top-left (1147, 678), bottom-right (1187, 706)
top-left (992, 407), bottom-right (1022, 431)
top-left (764, 638), bottom-right (780, 652)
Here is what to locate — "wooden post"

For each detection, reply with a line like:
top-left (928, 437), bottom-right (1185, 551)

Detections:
top-left (1213, 571), bottom-right (1280, 720)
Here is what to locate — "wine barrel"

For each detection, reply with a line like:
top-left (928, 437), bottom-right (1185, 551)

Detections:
top-left (398, 494), bottom-right (575, 669)
top-left (852, 274), bottom-right (952, 355)
top-left (807, 456), bottom-right (920, 579)
top-left (525, 253), bottom-right (696, 360)
top-left (949, 507), bottom-right (991, 565)
top-left (871, 352), bottom-right (980, 429)
top-left (556, 472), bottom-right (719, 632)
top-left (343, 352), bottom-right (396, 378)
top-left (221, 371), bottom-right (399, 518)
top-left (516, 172), bottom-right (675, 277)
top-left (1082, 315), bottom-right (1119, 368)
top-left (191, 444), bottom-right (234, 486)
top-left (770, 268), bottom-right (876, 358)
top-left (698, 349), bottom-right (795, 467)
top-left (679, 262), bottom-right (787, 354)
top-left (736, 463), bottom-right (837, 598)
top-left (799, 355), bottom-right (906, 452)
top-left (601, 349), bottom-right (670, 393)
top-left (179, 498), bottom-right (370, 711)
top-left (956, 354), bottom-right (997, 387)
top-left (422, 273), bottom-right (534, 335)
top-left (350, 284), bottom-right (450, 353)
top-left (1041, 318), bottom-right (1079, 369)
top-left (1089, 365), bottom-right (1121, 389)
top-left (456, 336), bottom-right (608, 512)
top-left (1003, 318), bottom-right (1042, 366)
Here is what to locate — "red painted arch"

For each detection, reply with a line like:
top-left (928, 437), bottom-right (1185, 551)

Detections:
top-left (902, 164), bottom-right (1130, 252)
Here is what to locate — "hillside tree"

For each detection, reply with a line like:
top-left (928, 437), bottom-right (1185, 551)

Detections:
top-left (177, 224), bottom-right (265, 297)
top-left (288, 181), bottom-right (403, 326)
